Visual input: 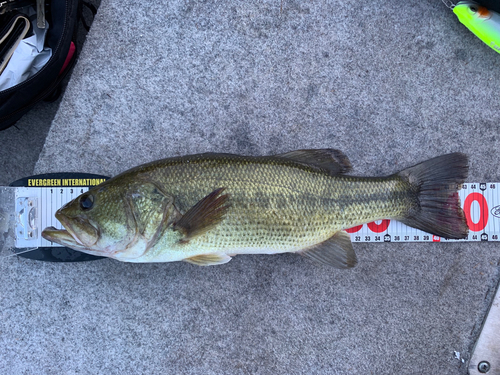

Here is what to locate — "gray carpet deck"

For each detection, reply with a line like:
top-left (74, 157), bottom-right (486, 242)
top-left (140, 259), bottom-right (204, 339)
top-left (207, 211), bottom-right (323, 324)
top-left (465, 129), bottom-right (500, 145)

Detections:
top-left (1, 0), bottom-right (499, 374)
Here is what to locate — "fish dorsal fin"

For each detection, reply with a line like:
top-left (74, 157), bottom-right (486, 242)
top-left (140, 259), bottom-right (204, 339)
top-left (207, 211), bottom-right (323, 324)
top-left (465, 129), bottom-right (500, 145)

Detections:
top-left (184, 253), bottom-right (232, 266)
top-left (174, 188), bottom-right (229, 242)
top-left (276, 149), bottom-right (352, 175)
top-left (299, 230), bottom-right (357, 269)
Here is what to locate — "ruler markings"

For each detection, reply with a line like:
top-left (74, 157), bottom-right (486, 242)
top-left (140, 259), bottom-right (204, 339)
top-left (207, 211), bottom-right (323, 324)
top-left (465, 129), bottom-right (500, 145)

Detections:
top-left (13, 183), bottom-right (500, 248)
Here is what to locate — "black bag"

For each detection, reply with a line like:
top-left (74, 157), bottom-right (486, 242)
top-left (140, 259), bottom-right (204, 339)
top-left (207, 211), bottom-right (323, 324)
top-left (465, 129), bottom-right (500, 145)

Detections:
top-left (0, 0), bottom-right (95, 131)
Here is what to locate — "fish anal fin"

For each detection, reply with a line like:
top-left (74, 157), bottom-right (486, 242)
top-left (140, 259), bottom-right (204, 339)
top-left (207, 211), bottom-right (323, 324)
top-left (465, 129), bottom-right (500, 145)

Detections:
top-left (276, 149), bottom-right (352, 175)
top-left (174, 188), bottom-right (229, 240)
top-left (299, 230), bottom-right (357, 269)
top-left (184, 253), bottom-right (232, 266)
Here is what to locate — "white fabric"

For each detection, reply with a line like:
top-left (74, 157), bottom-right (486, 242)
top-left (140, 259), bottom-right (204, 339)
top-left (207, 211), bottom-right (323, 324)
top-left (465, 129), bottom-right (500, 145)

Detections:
top-left (0, 18), bottom-right (52, 91)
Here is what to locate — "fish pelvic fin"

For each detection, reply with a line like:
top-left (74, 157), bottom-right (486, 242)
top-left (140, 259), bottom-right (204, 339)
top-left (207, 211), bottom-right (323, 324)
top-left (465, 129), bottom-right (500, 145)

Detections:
top-left (174, 188), bottom-right (230, 242)
top-left (184, 253), bottom-right (232, 266)
top-left (299, 230), bottom-right (357, 269)
top-left (397, 153), bottom-right (469, 239)
top-left (276, 149), bottom-right (352, 175)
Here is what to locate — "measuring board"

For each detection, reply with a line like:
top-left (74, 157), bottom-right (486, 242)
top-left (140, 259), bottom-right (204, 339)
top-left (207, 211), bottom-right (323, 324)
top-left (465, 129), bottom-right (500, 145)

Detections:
top-left (15, 185), bottom-right (97, 249)
top-left (0, 173), bottom-right (109, 261)
top-left (350, 182), bottom-right (499, 242)
top-left (11, 181), bottom-right (500, 247)
top-left (1, 178), bottom-right (499, 262)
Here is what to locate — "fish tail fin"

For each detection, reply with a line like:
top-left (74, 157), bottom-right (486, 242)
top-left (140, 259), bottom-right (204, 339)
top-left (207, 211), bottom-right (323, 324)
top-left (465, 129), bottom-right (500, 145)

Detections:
top-left (397, 153), bottom-right (469, 239)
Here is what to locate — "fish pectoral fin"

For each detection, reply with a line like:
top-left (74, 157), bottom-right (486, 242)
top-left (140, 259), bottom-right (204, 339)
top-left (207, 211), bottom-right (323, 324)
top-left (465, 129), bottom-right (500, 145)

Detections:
top-left (173, 188), bottom-right (229, 241)
top-left (299, 231), bottom-right (357, 269)
top-left (183, 253), bottom-right (232, 266)
top-left (276, 149), bottom-right (352, 175)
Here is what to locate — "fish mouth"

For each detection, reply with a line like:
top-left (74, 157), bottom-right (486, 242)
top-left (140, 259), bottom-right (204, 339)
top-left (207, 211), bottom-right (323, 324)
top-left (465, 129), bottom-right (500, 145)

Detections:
top-left (41, 226), bottom-right (86, 250)
top-left (41, 212), bottom-right (100, 250)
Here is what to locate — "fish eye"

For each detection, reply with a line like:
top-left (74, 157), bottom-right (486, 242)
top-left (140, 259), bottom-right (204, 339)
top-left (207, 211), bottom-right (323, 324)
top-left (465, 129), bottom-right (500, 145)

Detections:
top-left (469, 5), bottom-right (478, 12)
top-left (79, 194), bottom-right (94, 210)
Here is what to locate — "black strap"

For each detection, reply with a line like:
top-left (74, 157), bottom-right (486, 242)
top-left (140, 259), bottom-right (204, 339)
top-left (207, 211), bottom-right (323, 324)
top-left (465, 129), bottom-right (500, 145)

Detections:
top-left (79, 1), bottom-right (97, 32)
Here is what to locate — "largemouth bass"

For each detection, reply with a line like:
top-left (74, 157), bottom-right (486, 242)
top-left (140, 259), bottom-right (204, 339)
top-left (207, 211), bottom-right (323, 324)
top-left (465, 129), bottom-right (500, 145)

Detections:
top-left (42, 150), bottom-right (469, 268)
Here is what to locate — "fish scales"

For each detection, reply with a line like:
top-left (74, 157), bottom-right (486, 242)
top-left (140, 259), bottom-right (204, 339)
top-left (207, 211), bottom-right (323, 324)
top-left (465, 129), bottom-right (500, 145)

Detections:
top-left (41, 151), bottom-right (469, 268)
top-left (114, 155), bottom-right (413, 260)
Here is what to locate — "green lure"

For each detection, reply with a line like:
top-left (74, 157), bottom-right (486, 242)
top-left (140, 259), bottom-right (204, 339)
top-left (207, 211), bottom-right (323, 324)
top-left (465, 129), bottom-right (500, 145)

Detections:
top-left (452, 1), bottom-right (500, 54)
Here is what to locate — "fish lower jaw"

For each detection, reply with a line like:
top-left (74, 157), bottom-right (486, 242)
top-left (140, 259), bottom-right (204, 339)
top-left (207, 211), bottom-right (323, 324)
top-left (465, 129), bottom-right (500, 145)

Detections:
top-left (41, 227), bottom-right (86, 250)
